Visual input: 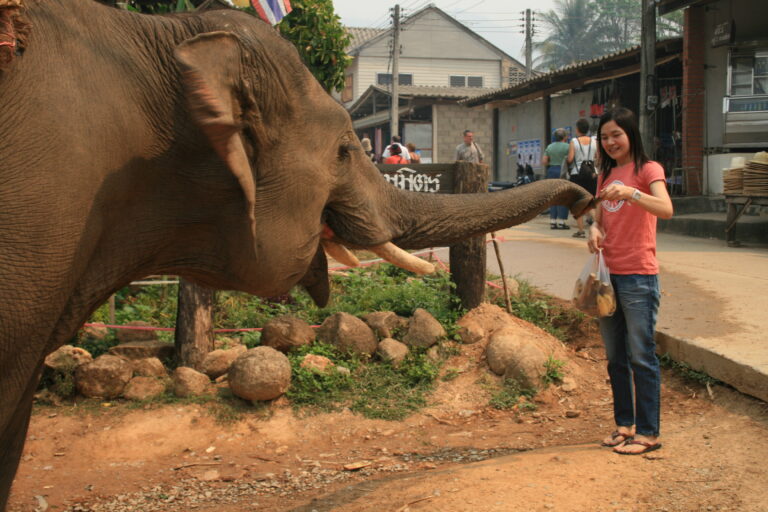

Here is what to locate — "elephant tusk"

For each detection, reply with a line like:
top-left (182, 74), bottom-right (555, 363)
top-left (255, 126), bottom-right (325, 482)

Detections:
top-left (369, 242), bottom-right (435, 275)
top-left (321, 240), bottom-right (360, 268)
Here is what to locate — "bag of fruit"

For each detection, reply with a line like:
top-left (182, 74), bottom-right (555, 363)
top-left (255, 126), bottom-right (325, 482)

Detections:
top-left (572, 250), bottom-right (616, 318)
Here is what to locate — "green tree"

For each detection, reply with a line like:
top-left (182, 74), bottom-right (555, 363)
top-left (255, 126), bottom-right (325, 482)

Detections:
top-left (534, 0), bottom-right (683, 72)
top-left (533, 0), bottom-right (601, 71)
top-left (592, 0), bottom-right (641, 54)
top-left (276, 0), bottom-right (351, 93)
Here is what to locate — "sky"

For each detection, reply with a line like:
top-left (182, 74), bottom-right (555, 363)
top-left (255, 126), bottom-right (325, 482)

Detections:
top-left (331, 0), bottom-right (559, 60)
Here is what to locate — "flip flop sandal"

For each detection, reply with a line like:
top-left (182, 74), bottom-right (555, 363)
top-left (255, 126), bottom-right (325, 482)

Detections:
top-left (614, 439), bottom-right (662, 455)
top-left (601, 431), bottom-right (633, 447)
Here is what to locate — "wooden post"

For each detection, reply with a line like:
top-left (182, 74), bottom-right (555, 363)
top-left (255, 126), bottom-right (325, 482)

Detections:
top-left (490, 232), bottom-right (512, 314)
top-left (449, 162), bottom-right (489, 310)
top-left (175, 278), bottom-right (215, 370)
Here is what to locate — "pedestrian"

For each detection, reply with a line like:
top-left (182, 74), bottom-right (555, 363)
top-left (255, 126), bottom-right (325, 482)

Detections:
top-left (454, 129), bottom-right (484, 163)
top-left (406, 143), bottom-right (421, 163)
top-left (381, 135), bottom-right (410, 162)
top-left (588, 107), bottom-right (673, 455)
top-left (360, 135), bottom-right (375, 162)
top-left (566, 118), bottom-right (598, 237)
top-left (541, 128), bottom-right (570, 229)
top-left (383, 143), bottom-right (407, 164)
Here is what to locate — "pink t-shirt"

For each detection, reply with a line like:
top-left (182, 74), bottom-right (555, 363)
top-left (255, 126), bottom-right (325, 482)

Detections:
top-left (597, 161), bottom-right (666, 274)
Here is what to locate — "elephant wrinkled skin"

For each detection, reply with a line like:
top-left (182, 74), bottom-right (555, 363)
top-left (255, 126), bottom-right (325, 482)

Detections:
top-left (0, 0), bottom-right (592, 506)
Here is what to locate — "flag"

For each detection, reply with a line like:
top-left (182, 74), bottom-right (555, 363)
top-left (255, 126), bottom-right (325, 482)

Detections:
top-left (251, 0), bottom-right (292, 25)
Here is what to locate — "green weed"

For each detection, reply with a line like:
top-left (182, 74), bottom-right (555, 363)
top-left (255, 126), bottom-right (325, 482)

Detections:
top-left (659, 353), bottom-right (722, 386)
top-left (489, 377), bottom-right (536, 411)
top-left (542, 355), bottom-right (566, 386)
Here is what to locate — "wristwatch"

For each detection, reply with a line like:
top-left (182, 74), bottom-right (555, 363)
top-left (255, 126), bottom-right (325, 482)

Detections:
top-left (630, 188), bottom-right (642, 203)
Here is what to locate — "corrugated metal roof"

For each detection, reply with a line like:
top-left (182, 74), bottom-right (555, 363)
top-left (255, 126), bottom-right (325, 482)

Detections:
top-left (461, 39), bottom-right (682, 107)
top-left (346, 27), bottom-right (387, 53)
top-left (382, 84), bottom-right (496, 99)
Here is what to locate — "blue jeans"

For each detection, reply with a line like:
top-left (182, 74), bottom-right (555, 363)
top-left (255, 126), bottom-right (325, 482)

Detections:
top-left (599, 274), bottom-right (661, 437)
top-left (546, 166), bottom-right (568, 221)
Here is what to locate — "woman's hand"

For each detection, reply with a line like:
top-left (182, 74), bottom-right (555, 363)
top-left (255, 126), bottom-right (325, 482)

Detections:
top-left (588, 223), bottom-right (604, 253)
top-left (598, 183), bottom-right (634, 202)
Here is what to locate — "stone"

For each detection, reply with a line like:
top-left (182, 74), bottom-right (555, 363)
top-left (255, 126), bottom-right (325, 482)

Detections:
top-left (75, 355), bottom-right (133, 399)
top-left (123, 376), bottom-right (167, 401)
top-left (560, 376), bottom-right (578, 392)
top-left (362, 311), bottom-right (408, 339)
top-left (109, 340), bottom-right (174, 361)
top-left (455, 317), bottom-right (486, 345)
top-left (45, 345), bottom-right (93, 372)
top-left (261, 316), bottom-right (315, 353)
top-left (200, 344), bottom-right (247, 379)
top-left (402, 309), bottom-right (446, 348)
top-left (426, 345), bottom-right (441, 362)
top-left (115, 321), bottom-right (158, 343)
top-left (228, 347), bottom-right (291, 401)
top-left (376, 338), bottom-right (409, 366)
top-left (172, 367), bottom-right (213, 398)
top-left (317, 312), bottom-right (377, 356)
top-left (82, 323), bottom-right (108, 341)
top-left (300, 354), bottom-right (334, 372)
top-left (131, 357), bottom-right (167, 378)
top-left (488, 329), bottom-right (548, 390)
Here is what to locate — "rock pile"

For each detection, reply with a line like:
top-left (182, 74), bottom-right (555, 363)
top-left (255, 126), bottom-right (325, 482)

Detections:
top-left (46, 303), bottom-right (577, 405)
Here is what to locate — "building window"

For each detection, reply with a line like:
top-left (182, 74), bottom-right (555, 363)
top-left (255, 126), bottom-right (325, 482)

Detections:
top-left (341, 74), bottom-right (353, 103)
top-left (450, 76), bottom-right (484, 87)
top-left (727, 49), bottom-right (768, 112)
top-left (467, 76), bottom-right (483, 87)
top-left (377, 73), bottom-right (413, 86)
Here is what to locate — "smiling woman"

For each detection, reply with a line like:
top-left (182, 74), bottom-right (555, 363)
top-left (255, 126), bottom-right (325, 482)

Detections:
top-left (588, 107), bottom-right (673, 457)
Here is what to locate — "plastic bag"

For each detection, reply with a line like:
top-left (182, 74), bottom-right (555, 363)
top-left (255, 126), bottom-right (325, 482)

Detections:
top-left (572, 250), bottom-right (616, 317)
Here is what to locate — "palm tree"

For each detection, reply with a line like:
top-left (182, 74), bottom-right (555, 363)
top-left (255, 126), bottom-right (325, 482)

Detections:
top-left (533, 0), bottom-right (601, 72)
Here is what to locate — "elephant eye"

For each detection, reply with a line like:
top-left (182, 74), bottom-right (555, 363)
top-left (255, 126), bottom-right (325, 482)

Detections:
top-left (338, 143), bottom-right (356, 160)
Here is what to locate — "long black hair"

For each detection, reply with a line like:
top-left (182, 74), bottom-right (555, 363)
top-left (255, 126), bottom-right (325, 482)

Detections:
top-left (597, 107), bottom-right (649, 180)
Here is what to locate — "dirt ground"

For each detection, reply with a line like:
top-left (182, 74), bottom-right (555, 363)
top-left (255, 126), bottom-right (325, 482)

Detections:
top-left (7, 305), bottom-right (768, 512)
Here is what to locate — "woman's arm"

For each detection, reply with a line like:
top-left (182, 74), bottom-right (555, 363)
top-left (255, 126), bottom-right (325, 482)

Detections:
top-left (541, 154), bottom-right (550, 167)
top-left (598, 180), bottom-right (674, 219)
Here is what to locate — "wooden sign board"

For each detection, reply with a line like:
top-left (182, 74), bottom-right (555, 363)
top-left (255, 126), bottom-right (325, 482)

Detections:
top-left (712, 20), bottom-right (734, 48)
top-left (377, 164), bottom-right (456, 194)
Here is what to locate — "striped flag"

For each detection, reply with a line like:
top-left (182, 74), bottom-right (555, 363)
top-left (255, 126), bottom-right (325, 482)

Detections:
top-left (251, 0), bottom-right (292, 25)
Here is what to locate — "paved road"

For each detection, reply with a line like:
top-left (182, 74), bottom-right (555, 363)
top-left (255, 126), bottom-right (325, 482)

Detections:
top-left (439, 215), bottom-right (768, 402)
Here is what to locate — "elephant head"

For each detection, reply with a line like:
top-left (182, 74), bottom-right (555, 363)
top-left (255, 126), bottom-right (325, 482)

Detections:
top-left (169, 15), bottom-right (592, 306)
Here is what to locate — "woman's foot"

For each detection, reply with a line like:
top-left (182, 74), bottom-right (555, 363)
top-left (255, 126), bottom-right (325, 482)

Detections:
top-left (613, 435), bottom-right (661, 455)
top-left (601, 428), bottom-right (634, 447)
top-left (559, 223), bottom-right (571, 230)
top-left (550, 223), bottom-right (558, 230)
top-left (572, 230), bottom-right (586, 238)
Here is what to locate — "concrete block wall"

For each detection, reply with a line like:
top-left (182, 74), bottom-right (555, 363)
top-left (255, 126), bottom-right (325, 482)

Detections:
top-left (434, 103), bottom-right (493, 166)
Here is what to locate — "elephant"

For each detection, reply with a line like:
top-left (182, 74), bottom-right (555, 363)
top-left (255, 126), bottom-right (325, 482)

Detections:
top-left (0, 0), bottom-right (593, 506)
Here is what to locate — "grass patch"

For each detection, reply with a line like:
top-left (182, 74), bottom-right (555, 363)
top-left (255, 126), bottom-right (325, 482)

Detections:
top-left (660, 353), bottom-right (722, 386)
top-left (285, 342), bottom-right (441, 421)
top-left (542, 355), bottom-right (566, 386)
top-left (489, 377), bottom-right (536, 411)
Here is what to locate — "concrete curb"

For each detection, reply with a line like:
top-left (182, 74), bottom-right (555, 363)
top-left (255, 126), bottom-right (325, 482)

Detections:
top-left (655, 330), bottom-right (768, 403)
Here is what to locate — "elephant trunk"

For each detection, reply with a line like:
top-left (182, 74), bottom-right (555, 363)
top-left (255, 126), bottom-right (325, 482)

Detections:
top-left (381, 179), bottom-right (593, 249)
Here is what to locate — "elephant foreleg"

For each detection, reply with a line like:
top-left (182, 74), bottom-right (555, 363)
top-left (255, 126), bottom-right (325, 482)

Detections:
top-left (0, 363), bottom-right (42, 512)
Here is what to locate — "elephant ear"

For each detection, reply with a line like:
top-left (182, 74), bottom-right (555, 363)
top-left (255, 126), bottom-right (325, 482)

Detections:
top-left (174, 32), bottom-right (256, 241)
top-left (0, 0), bottom-right (30, 70)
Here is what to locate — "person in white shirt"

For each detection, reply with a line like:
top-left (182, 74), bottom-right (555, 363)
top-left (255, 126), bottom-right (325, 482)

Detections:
top-left (381, 135), bottom-right (411, 162)
top-left (566, 118), bottom-right (598, 238)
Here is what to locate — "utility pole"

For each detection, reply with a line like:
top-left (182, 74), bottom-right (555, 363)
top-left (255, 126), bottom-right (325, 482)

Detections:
top-left (639, 0), bottom-right (657, 154)
top-left (390, 4), bottom-right (401, 138)
top-left (525, 8), bottom-right (533, 80)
